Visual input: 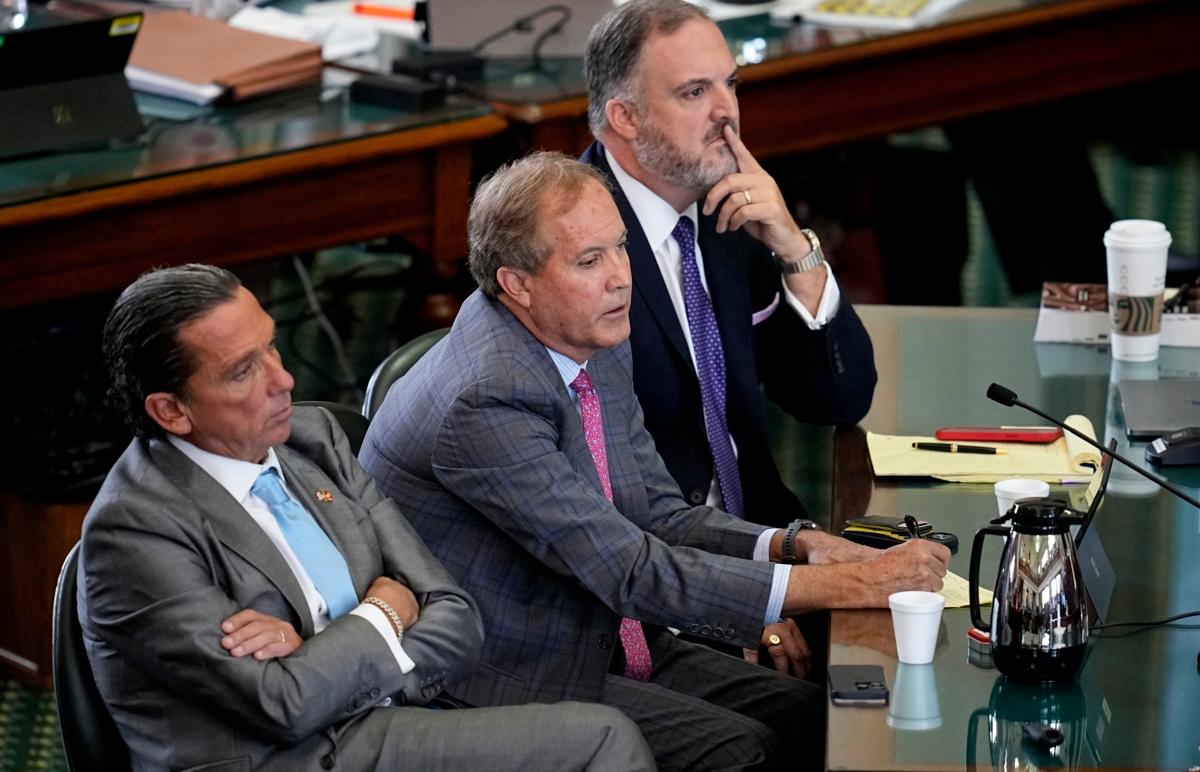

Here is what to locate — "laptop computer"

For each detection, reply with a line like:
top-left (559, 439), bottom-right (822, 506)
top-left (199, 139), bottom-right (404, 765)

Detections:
top-left (424, 0), bottom-right (612, 58)
top-left (1117, 378), bottom-right (1200, 441)
top-left (0, 9), bottom-right (144, 159)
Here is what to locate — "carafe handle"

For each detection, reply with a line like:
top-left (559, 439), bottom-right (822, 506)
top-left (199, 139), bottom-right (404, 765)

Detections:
top-left (969, 525), bottom-right (1010, 631)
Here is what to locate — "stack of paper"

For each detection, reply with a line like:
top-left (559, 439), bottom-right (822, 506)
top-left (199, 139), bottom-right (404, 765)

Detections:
top-left (772, 0), bottom-right (970, 31)
top-left (867, 415), bottom-right (1101, 483)
top-left (126, 10), bottom-right (323, 105)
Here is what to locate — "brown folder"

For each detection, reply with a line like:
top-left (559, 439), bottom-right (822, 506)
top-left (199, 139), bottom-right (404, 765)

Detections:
top-left (128, 9), bottom-right (322, 102)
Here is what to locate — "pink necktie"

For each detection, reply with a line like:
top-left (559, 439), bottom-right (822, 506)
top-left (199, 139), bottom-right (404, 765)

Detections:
top-left (570, 368), bottom-right (653, 682)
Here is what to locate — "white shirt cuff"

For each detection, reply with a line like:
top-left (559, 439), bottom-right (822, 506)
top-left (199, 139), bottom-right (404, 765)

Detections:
top-left (754, 529), bottom-right (788, 624)
top-left (753, 528), bottom-right (779, 562)
top-left (782, 264), bottom-right (841, 329)
top-left (764, 563), bottom-right (790, 625)
top-left (350, 604), bottom-right (415, 674)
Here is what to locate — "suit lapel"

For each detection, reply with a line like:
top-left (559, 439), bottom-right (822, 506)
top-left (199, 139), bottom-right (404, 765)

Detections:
top-left (484, 291), bottom-right (613, 501)
top-left (586, 143), bottom-right (693, 368)
top-left (147, 439), bottom-right (316, 637)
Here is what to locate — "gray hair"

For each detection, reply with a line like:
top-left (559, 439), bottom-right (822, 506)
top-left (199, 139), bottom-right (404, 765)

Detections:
top-left (468, 151), bottom-right (609, 297)
top-left (584, 0), bottom-right (709, 138)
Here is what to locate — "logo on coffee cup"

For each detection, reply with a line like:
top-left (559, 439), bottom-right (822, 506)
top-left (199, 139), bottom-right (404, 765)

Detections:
top-left (1108, 293), bottom-right (1163, 335)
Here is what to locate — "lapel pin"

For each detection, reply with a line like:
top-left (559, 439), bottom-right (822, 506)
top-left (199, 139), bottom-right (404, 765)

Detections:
top-left (315, 489), bottom-right (333, 503)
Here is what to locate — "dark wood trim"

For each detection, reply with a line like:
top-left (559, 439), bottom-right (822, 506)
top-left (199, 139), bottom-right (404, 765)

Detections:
top-left (0, 114), bottom-right (506, 310)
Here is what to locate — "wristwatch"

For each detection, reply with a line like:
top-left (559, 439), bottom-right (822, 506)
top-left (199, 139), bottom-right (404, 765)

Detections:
top-left (774, 228), bottom-right (825, 274)
top-left (781, 518), bottom-right (820, 564)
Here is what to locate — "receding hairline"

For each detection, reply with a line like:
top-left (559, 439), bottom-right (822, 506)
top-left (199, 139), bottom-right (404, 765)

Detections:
top-left (531, 177), bottom-right (621, 261)
top-left (173, 286), bottom-right (273, 387)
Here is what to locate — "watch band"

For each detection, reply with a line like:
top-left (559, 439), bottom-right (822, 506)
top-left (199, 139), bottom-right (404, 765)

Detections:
top-left (775, 228), bottom-right (824, 275)
top-left (781, 519), bottom-right (820, 564)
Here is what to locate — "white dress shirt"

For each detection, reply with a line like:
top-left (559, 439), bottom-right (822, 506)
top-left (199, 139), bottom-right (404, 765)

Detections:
top-left (168, 436), bottom-right (415, 674)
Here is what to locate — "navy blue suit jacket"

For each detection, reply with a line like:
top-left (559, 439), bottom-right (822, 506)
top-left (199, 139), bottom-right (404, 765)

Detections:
top-left (582, 142), bottom-right (877, 527)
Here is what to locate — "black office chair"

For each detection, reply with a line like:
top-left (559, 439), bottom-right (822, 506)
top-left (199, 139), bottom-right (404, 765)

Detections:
top-left (293, 400), bottom-right (370, 455)
top-left (52, 542), bottom-right (131, 772)
top-left (362, 328), bottom-right (449, 420)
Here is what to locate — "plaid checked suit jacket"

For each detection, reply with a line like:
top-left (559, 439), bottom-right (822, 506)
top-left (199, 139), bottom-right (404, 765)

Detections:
top-left (360, 291), bottom-right (778, 707)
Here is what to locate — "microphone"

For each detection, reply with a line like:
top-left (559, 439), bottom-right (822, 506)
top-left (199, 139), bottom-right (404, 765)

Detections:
top-left (986, 382), bottom-right (1200, 510)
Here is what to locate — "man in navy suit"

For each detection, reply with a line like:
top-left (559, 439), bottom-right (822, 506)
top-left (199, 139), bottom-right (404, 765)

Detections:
top-left (582, 0), bottom-right (877, 528)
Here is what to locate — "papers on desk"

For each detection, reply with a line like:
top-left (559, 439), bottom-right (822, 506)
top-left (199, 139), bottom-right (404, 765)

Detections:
top-left (681, 0), bottom-right (780, 21)
top-left (126, 10), bottom-right (322, 105)
top-left (771, 0), bottom-right (970, 30)
top-left (231, 6), bottom-right (382, 61)
top-left (940, 571), bottom-right (991, 608)
top-left (867, 415), bottom-right (1100, 483)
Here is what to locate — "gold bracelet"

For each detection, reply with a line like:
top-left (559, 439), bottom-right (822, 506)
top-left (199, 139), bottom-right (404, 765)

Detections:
top-left (362, 596), bottom-right (405, 643)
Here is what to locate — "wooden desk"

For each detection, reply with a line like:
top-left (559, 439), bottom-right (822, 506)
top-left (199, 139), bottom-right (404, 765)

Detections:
top-left (0, 88), bottom-right (505, 311)
top-left (821, 305), bottom-right (1200, 771)
top-left (481, 0), bottom-right (1200, 158)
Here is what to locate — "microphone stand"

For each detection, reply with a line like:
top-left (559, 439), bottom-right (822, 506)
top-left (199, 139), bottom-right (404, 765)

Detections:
top-left (987, 383), bottom-right (1200, 510)
top-left (472, 4), bottom-right (571, 71)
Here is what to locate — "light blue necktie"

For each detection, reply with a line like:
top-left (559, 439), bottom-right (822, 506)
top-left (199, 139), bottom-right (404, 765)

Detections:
top-left (251, 468), bottom-right (358, 619)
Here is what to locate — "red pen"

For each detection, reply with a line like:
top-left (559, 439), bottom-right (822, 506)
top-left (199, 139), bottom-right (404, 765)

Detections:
top-left (352, 3), bottom-right (415, 20)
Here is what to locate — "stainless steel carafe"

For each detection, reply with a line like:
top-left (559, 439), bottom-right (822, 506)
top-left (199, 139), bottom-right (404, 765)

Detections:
top-left (969, 497), bottom-right (1089, 684)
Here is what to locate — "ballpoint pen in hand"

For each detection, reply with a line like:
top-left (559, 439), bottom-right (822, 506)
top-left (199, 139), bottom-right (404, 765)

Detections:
top-left (903, 515), bottom-right (922, 540)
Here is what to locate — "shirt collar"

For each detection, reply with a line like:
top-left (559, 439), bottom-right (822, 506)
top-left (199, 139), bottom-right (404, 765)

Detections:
top-left (605, 147), bottom-right (700, 254)
top-left (168, 435), bottom-right (283, 503)
top-left (544, 346), bottom-right (588, 398)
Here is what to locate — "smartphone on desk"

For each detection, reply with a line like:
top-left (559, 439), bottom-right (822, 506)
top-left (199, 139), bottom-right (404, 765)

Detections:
top-left (828, 665), bottom-right (889, 707)
top-left (935, 426), bottom-right (1062, 443)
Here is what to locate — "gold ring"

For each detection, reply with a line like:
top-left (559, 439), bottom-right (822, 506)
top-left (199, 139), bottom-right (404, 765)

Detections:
top-left (278, 630), bottom-right (286, 644)
top-left (743, 190), bottom-right (752, 205)
top-left (768, 634), bottom-right (782, 646)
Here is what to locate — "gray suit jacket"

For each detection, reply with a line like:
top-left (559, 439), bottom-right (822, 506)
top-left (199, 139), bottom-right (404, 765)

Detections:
top-left (80, 406), bottom-right (483, 772)
top-left (359, 291), bottom-right (776, 708)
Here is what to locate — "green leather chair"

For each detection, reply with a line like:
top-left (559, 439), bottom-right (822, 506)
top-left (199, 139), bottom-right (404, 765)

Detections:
top-left (53, 542), bottom-right (131, 772)
top-left (293, 400), bottom-right (370, 455)
top-left (362, 328), bottom-right (449, 421)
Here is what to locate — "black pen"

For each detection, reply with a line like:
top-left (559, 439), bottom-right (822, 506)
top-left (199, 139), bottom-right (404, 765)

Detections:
top-left (903, 514), bottom-right (922, 540)
top-left (911, 441), bottom-right (1007, 455)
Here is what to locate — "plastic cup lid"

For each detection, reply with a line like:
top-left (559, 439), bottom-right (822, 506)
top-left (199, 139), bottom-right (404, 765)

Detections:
top-left (1104, 219), bottom-right (1172, 249)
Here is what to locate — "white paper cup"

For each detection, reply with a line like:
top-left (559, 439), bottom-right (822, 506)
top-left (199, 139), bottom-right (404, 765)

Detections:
top-left (887, 663), bottom-right (942, 731)
top-left (1105, 219), bottom-right (1171, 362)
top-left (993, 478), bottom-right (1050, 517)
top-left (889, 591), bottom-right (945, 665)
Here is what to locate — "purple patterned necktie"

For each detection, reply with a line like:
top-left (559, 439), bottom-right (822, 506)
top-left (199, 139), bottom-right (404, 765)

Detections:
top-left (570, 368), bottom-right (653, 682)
top-left (672, 216), bottom-right (744, 517)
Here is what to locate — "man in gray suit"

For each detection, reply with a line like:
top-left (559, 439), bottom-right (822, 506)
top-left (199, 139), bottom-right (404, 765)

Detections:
top-left (359, 154), bottom-right (949, 771)
top-left (80, 264), bottom-right (654, 772)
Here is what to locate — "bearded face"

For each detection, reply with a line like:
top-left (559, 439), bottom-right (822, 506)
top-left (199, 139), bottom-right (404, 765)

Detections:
top-left (631, 112), bottom-right (740, 194)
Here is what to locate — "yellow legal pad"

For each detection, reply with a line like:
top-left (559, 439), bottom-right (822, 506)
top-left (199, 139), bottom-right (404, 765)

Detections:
top-left (940, 571), bottom-right (992, 608)
top-left (867, 415), bottom-right (1100, 483)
